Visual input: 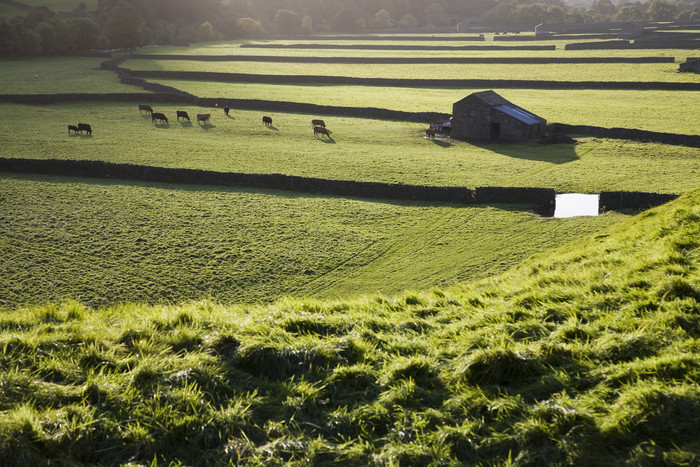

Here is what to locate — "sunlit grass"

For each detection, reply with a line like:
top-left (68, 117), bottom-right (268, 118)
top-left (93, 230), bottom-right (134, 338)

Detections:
top-left (0, 189), bottom-right (697, 465)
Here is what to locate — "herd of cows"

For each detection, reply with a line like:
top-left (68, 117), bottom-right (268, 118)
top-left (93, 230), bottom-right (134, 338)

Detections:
top-left (66, 105), bottom-right (335, 138)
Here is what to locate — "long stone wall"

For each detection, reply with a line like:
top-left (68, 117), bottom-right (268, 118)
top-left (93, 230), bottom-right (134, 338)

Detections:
top-left (129, 54), bottom-right (675, 64)
top-left (1, 158), bottom-right (681, 214)
top-left (124, 69), bottom-right (700, 91)
top-left (599, 191), bottom-right (679, 211)
top-left (548, 123), bottom-right (700, 147)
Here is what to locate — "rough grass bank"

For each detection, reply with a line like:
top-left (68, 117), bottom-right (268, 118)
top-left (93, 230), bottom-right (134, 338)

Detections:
top-left (1, 189), bottom-right (698, 465)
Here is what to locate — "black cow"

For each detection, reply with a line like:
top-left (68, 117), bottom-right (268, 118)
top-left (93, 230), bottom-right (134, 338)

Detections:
top-left (262, 116), bottom-right (272, 127)
top-left (224, 106), bottom-right (230, 116)
top-left (78, 123), bottom-right (92, 135)
top-left (68, 124), bottom-right (79, 134)
top-left (152, 112), bottom-right (168, 124)
top-left (176, 110), bottom-right (190, 121)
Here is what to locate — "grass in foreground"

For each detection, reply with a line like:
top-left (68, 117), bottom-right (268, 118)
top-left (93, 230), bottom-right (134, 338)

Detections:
top-left (0, 188), bottom-right (698, 465)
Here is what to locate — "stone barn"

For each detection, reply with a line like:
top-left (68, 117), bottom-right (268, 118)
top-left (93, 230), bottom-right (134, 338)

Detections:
top-left (451, 90), bottom-right (547, 142)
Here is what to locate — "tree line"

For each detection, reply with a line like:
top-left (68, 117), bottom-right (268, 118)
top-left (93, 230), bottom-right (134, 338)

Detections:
top-left (0, 0), bottom-right (697, 57)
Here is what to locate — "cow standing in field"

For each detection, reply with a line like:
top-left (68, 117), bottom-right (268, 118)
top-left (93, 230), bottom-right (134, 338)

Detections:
top-left (224, 106), bottom-right (230, 116)
top-left (152, 113), bottom-right (168, 124)
top-left (314, 126), bottom-right (330, 138)
top-left (312, 119), bottom-right (325, 128)
top-left (425, 128), bottom-right (436, 139)
top-left (262, 116), bottom-right (272, 127)
top-left (68, 124), bottom-right (79, 134)
top-left (139, 104), bottom-right (153, 114)
top-left (177, 110), bottom-right (190, 121)
top-left (197, 113), bottom-right (211, 124)
top-left (78, 123), bottom-right (92, 135)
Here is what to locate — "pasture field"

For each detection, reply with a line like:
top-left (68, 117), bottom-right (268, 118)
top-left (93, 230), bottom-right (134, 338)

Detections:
top-left (0, 189), bottom-right (697, 465)
top-left (0, 173), bottom-right (626, 309)
top-left (0, 102), bottom-right (698, 193)
top-left (0, 57), bottom-right (150, 94)
top-left (152, 80), bottom-right (700, 135)
top-left (122, 58), bottom-right (693, 83)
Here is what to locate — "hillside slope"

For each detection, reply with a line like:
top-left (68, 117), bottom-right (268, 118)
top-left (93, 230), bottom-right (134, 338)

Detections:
top-left (0, 189), bottom-right (698, 465)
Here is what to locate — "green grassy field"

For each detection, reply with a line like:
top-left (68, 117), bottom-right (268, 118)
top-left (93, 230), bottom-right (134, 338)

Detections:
top-left (1, 102), bottom-right (697, 193)
top-left (0, 57), bottom-right (150, 94)
top-left (0, 188), bottom-right (697, 465)
top-left (0, 0), bottom-right (98, 16)
top-left (122, 58), bottom-right (693, 82)
top-left (0, 173), bottom-right (626, 309)
top-left (152, 80), bottom-right (700, 135)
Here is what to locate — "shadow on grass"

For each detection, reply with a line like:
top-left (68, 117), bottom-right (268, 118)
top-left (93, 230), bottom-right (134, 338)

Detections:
top-left (198, 123), bottom-right (216, 131)
top-left (470, 140), bottom-right (579, 164)
top-left (153, 122), bottom-right (170, 129)
top-left (180, 121), bottom-right (193, 128)
top-left (315, 136), bottom-right (336, 144)
top-left (431, 138), bottom-right (453, 148)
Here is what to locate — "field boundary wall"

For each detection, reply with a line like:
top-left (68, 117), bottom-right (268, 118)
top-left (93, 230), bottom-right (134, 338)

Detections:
top-left (599, 191), bottom-right (679, 211)
top-left (123, 69), bottom-right (700, 91)
top-left (0, 158), bottom-right (680, 214)
top-left (548, 123), bottom-right (700, 147)
top-left (239, 44), bottom-right (557, 51)
top-left (129, 54), bottom-right (675, 64)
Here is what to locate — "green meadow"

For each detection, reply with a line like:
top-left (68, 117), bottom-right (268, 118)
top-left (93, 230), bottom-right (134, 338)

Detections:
top-left (122, 58), bottom-right (692, 83)
top-left (1, 32), bottom-right (699, 465)
top-left (0, 188), bottom-right (697, 465)
top-left (0, 57), bottom-right (150, 94)
top-left (0, 173), bottom-right (625, 309)
top-left (150, 80), bottom-right (700, 135)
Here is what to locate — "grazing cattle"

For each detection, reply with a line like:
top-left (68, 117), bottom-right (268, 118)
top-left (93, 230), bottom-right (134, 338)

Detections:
top-left (425, 129), bottom-right (436, 139)
top-left (262, 116), bottom-right (272, 127)
top-left (68, 124), bottom-right (79, 134)
top-left (224, 106), bottom-right (230, 116)
top-left (311, 119), bottom-right (325, 128)
top-left (197, 113), bottom-right (211, 124)
top-left (176, 110), bottom-right (190, 121)
top-left (314, 126), bottom-right (330, 138)
top-left (78, 123), bottom-right (92, 135)
top-left (152, 112), bottom-right (168, 124)
top-left (139, 104), bottom-right (153, 114)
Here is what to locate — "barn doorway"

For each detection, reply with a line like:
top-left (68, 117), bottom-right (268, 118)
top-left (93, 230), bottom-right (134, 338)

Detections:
top-left (490, 122), bottom-right (501, 139)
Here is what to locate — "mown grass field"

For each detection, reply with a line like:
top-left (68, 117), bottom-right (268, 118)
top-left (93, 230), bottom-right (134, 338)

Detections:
top-left (0, 188), bottom-right (697, 465)
top-left (122, 58), bottom-right (693, 83)
top-left (0, 57), bottom-right (150, 94)
top-left (153, 80), bottom-right (700, 135)
top-left (0, 173), bottom-right (626, 309)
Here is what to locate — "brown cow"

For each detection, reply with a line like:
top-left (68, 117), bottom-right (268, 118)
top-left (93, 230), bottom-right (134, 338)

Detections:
top-left (197, 113), bottom-right (211, 124)
top-left (425, 129), bottom-right (437, 139)
top-left (314, 126), bottom-right (330, 138)
top-left (139, 104), bottom-right (153, 114)
top-left (311, 119), bottom-right (325, 128)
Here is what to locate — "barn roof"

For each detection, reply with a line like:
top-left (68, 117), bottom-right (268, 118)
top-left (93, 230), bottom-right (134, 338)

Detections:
top-left (455, 90), bottom-right (511, 107)
top-left (495, 104), bottom-right (546, 125)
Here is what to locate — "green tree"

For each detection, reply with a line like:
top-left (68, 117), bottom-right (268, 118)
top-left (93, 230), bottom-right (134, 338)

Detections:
top-left (35, 22), bottom-right (57, 54)
top-left (370, 9), bottom-right (393, 29)
top-left (235, 17), bottom-right (265, 37)
top-left (196, 22), bottom-right (217, 42)
top-left (646, 0), bottom-right (676, 20)
top-left (106, 1), bottom-right (145, 49)
top-left (300, 15), bottom-right (313, 34)
top-left (274, 9), bottom-right (299, 35)
top-left (614, 5), bottom-right (645, 21)
top-left (333, 8), bottom-right (358, 31)
top-left (397, 13), bottom-right (418, 28)
top-left (73, 17), bottom-right (102, 51)
top-left (424, 3), bottom-right (448, 26)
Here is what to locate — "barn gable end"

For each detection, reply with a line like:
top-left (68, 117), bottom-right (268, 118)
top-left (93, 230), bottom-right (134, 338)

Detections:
top-left (451, 90), bottom-right (547, 142)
